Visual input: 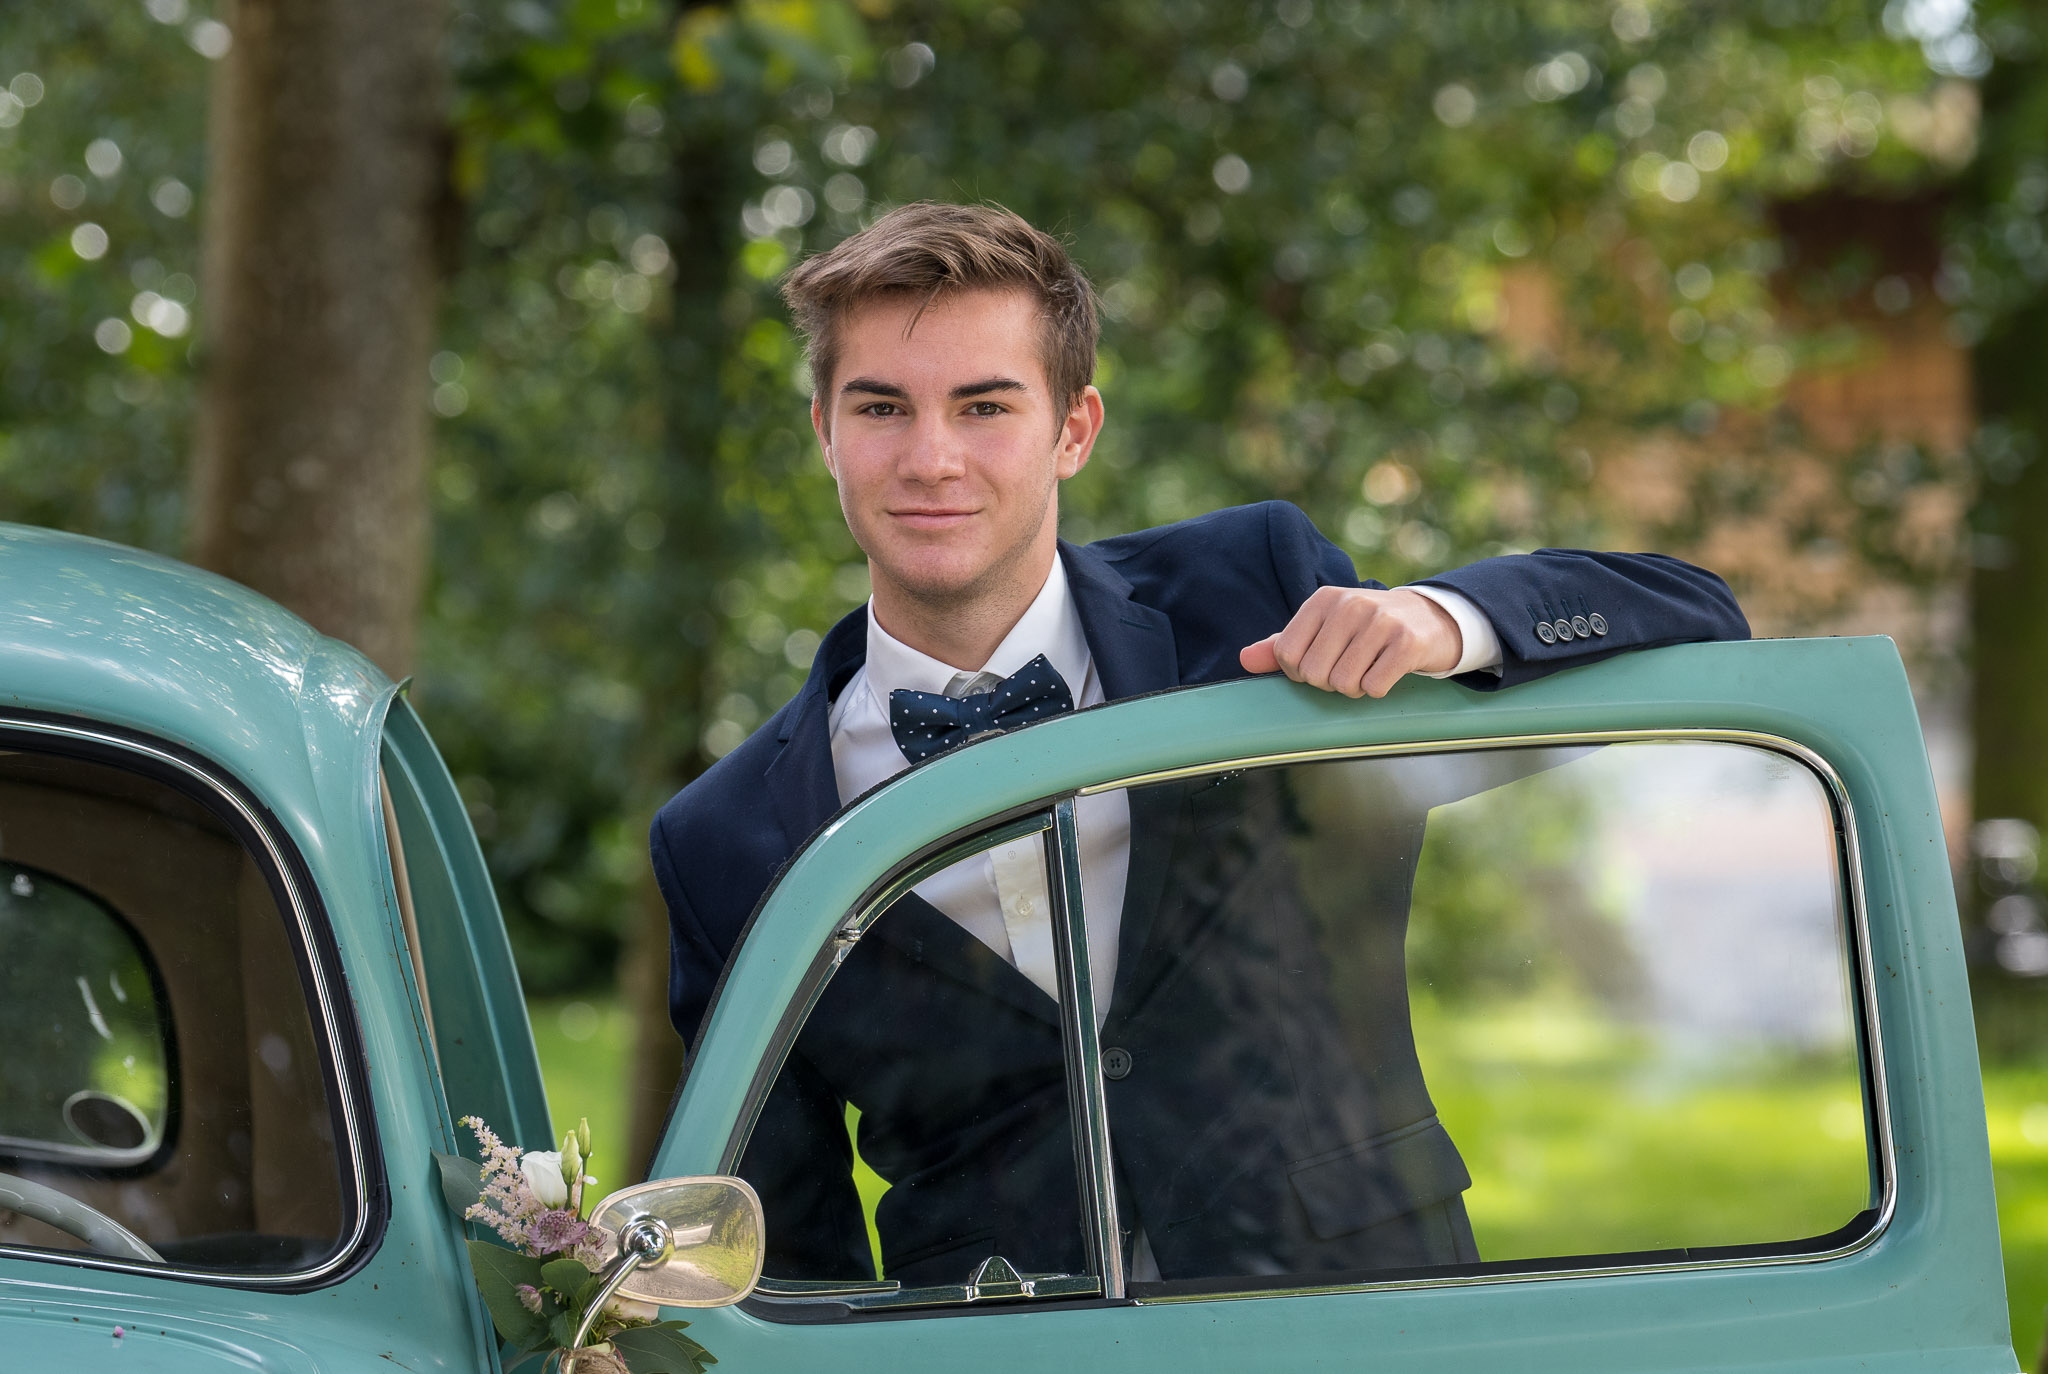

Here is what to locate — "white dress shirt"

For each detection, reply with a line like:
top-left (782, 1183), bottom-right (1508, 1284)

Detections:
top-left (829, 557), bottom-right (1131, 1019)
top-left (825, 558), bottom-right (1503, 1019)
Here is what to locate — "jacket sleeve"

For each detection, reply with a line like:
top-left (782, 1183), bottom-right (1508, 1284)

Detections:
top-left (1415, 548), bottom-right (1749, 690)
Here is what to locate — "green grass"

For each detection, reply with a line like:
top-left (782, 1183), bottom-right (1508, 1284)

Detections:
top-left (530, 992), bottom-right (2048, 1366)
top-left (527, 996), bottom-right (632, 1173)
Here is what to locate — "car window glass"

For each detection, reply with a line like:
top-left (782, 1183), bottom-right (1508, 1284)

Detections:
top-left (737, 817), bottom-right (1097, 1303)
top-left (0, 864), bottom-right (168, 1165)
top-left (1098, 740), bottom-right (1871, 1290)
top-left (0, 743), bottom-right (352, 1275)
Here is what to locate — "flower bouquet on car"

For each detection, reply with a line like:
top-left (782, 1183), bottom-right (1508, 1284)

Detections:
top-left (434, 1116), bottom-right (715, 1374)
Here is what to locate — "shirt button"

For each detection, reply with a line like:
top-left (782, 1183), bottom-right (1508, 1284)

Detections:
top-left (1102, 1047), bottom-right (1133, 1080)
top-left (1016, 898), bottom-right (1034, 916)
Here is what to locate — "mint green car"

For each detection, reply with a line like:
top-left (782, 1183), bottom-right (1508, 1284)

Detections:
top-left (0, 523), bottom-right (2018, 1372)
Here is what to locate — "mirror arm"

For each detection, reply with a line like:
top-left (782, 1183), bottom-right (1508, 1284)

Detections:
top-left (572, 1216), bottom-right (675, 1350)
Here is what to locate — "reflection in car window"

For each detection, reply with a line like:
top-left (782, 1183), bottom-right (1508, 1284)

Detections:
top-left (738, 821), bottom-right (1093, 1294)
top-left (0, 743), bottom-right (351, 1275)
top-left (0, 863), bottom-right (169, 1166)
top-left (1102, 741), bottom-right (1871, 1288)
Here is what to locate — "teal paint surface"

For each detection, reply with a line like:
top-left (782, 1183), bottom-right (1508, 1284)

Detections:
top-left (0, 523), bottom-right (2015, 1372)
top-left (0, 525), bottom-right (499, 1372)
top-left (655, 634), bottom-right (2017, 1374)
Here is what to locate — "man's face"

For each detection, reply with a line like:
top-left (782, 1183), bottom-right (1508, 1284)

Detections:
top-left (812, 287), bottom-right (1103, 612)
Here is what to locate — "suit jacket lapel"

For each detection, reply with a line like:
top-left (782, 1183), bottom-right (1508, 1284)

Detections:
top-left (772, 548), bottom-right (1187, 1028)
top-left (763, 606), bottom-right (866, 860)
top-left (864, 892), bottom-right (1063, 1026)
top-left (1059, 540), bottom-right (1187, 1016)
top-left (766, 603), bottom-right (1061, 1023)
top-left (1061, 540), bottom-right (1178, 701)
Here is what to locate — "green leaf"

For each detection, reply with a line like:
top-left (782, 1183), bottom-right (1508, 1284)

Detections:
top-left (549, 1309), bottom-right (581, 1352)
top-left (433, 1151), bottom-right (484, 1218)
top-left (467, 1239), bottom-right (548, 1349)
top-left (540, 1256), bottom-right (594, 1299)
top-left (612, 1321), bottom-right (717, 1374)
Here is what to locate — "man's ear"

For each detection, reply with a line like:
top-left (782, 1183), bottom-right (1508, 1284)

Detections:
top-left (1055, 385), bottom-right (1106, 480)
top-left (811, 392), bottom-right (837, 479)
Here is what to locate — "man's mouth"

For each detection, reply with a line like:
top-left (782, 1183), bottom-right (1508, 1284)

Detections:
top-left (890, 508), bottom-right (978, 527)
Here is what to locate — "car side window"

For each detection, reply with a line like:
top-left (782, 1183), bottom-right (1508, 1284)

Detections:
top-left (1102, 739), bottom-right (1875, 1291)
top-left (737, 812), bottom-right (1106, 1311)
top-left (0, 739), bottom-right (355, 1276)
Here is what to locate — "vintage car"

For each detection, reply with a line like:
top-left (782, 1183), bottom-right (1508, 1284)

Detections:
top-left (0, 522), bottom-right (2021, 1372)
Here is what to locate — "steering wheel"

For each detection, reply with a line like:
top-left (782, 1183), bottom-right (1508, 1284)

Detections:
top-left (0, 1170), bottom-right (163, 1262)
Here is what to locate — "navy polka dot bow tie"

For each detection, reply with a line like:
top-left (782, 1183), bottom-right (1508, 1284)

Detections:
top-left (889, 654), bottom-right (1076, 764)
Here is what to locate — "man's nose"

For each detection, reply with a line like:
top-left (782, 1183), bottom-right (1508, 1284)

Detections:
top-left (896, 413), bottom-right (968, 484)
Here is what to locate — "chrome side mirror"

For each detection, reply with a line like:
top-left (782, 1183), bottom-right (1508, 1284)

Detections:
top-left (578, 1175), bottom-right (765, 1333)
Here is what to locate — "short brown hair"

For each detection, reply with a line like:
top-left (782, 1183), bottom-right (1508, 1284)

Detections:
top-left (781, 201), bottom-right (1100, 411)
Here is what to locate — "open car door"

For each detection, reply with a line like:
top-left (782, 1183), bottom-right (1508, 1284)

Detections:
top-left (645, 637), bottom-right (2011, 1374)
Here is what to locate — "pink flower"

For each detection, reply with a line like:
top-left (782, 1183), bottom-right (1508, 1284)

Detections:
top-left (525, 1207), bottom-right (595, 1258)
top-left (515, 1284), bottom-right (544, 1315)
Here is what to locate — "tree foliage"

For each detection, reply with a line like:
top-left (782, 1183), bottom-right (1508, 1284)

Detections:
top-left (0, 0), bottom-right (2029, 993)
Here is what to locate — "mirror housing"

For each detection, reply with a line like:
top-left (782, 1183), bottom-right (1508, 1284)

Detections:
top-left (586, 1175), bottom-right (765, 1308)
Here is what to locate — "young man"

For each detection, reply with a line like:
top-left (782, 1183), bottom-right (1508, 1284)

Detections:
top-left (651, 202), bottom-right (1747, 1287)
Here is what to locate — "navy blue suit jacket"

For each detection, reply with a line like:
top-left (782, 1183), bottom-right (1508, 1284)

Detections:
top-left (650, 501), bottom-right (1747, 1283)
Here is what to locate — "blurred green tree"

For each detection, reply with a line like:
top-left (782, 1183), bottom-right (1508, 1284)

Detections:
top-left (2, 0), bottom-right (2036, 1176)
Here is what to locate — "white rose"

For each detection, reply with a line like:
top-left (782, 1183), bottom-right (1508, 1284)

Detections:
top-left (519, 1149), bottom-right (569, 1207)
top-left (606, 1294), bottom-right (660, 1324)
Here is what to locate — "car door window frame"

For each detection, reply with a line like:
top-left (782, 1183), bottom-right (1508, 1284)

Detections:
top-left (0, 712), bottom-right (385, 1291)
top-left (719, 722), bottom-right (1893, 1316)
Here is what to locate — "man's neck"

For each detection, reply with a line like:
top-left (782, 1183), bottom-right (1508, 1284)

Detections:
top-left (870, 543), bottom-right (1059, 673)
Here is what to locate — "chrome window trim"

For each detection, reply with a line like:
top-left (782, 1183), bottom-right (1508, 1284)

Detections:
top-left (725, 725), bottom-right (1892, 1313)
top-left (0, 715), bottom-right (377, 1289)
top-left (1049, 798), bottom-right (1124, 1299)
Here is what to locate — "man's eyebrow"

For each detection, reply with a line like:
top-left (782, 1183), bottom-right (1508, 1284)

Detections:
top-left (950, 377), bottom-right (1029, 399)
top-left (839, 377), bottom-right (909, 399)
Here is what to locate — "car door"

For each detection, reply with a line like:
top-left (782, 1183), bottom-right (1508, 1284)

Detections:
top-left (647, 635), bottom-right (2011, 1374)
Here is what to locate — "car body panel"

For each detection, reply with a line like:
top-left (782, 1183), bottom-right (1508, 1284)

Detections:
top-left (652, 634), bottom-right (2014, 1374)
top-left (0, 525), bottom-right (498, 1371)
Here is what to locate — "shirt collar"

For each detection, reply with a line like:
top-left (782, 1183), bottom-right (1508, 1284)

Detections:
top-left (863, 555), bottom-right (1091, 703)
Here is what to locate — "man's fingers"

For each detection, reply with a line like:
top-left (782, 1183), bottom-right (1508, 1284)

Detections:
top-left (1329, 631), bottom-right (1394, 699)
top-left (1296, 602), bottom-right (1381, 691)
top-left (1239, 635), bottom-right (1281, 674)
top-left (1267, 591), bottom-right (1336, 682)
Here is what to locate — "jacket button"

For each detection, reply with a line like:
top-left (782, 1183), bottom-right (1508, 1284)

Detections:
top-left (1588, 613), bottom-right (1609, 635)
top-left (1570, 615), bottom-right (1591, 638)
top-left (1102, 1047), bottom-right (1133, 1080)
top-left (1552, 618), bottom-right (1575, 642)
top-left (1534, 621), bottom-right (1557, 645)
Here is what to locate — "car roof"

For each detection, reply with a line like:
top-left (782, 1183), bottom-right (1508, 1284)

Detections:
top-left (0, 522), bottom-right (392, 814)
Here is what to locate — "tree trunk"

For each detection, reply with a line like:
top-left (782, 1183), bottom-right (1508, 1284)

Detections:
top-left (621, 105), bottom-right (751, 1183)
top-left (1968, 28), bottom-right (2048, 901)
top-left (189, 0), bottom-right (450, 678)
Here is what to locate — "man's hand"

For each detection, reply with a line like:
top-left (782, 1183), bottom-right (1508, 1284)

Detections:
top-left (1239, 587), bottom-right (1463, 699)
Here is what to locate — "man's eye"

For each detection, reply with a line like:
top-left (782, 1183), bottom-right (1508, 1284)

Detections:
top-left (859, 402), bottom-right (902, 417)
top-left (967, 401), bottom-right (1005, 417)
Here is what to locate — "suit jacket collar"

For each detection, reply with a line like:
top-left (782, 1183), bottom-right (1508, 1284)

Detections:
top-left (760, 540), bottom-right (1184, 1010)
top-left (1059, 539), bottom-right (1179, 701)
top-left (767, 539), bottom-right (1180, 844)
